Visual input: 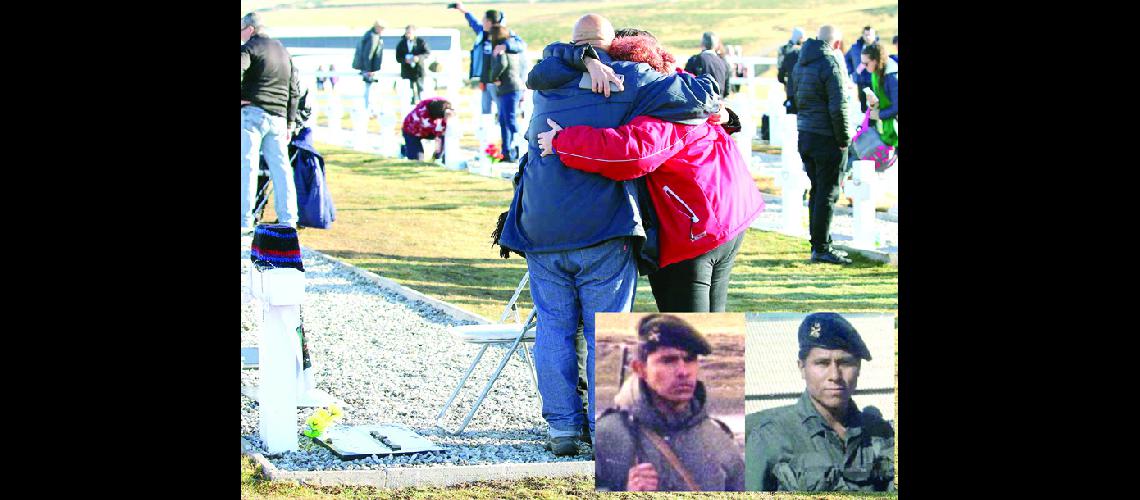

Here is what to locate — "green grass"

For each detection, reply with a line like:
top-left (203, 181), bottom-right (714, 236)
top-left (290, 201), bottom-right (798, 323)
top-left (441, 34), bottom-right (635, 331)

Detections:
top-left (287, 145), bottom-right (897, 321)
top-left (253, 0), bottom-right (899, 63)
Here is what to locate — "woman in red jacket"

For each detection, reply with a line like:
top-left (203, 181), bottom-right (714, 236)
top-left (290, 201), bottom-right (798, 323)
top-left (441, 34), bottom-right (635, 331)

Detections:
top-left (536, 34), bottom-right (765, 312)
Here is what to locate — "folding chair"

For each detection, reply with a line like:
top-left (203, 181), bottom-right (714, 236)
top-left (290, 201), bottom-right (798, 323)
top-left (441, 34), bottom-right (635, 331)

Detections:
top-left (434, 272), bottom-right (540, 435)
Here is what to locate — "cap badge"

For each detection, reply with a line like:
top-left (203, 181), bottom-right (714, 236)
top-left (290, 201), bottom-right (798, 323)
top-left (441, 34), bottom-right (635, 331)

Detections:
top-left (648, 331), bottom-right (661, 342)
top-left (809, 323), bottom-right (821, 338)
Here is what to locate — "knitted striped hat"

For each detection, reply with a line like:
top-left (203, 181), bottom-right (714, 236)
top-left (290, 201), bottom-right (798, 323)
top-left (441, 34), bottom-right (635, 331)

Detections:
top-left (250, 224), bottom-right (304, 272)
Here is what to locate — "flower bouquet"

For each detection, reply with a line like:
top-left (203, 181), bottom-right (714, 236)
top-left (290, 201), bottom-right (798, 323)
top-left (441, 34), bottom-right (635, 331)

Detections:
top-left (484, 143), bottom-right (504, 164)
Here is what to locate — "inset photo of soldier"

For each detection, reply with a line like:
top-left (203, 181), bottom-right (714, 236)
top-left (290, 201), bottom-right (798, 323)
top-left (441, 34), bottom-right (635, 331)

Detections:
top-left (594, 313), bottom-right (745, 492)
top-left (744, 312), bottom-right (896, 492)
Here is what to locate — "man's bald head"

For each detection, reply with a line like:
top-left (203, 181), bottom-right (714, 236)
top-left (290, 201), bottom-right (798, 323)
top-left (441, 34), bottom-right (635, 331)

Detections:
top-left (818, 25), bottom-right (842, 49)
top-left (572, 14), bottom-right (615, 51)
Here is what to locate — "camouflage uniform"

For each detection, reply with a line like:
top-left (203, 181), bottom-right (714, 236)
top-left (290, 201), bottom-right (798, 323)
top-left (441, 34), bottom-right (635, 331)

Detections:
top-left (595, 378), bottom-right (744, 491)
top-left (745, 391), bottom-right (895, 492)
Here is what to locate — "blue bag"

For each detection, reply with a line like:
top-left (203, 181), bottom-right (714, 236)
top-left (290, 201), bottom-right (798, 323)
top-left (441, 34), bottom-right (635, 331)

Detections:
top-left (291, 128), bottom-right (336, 229)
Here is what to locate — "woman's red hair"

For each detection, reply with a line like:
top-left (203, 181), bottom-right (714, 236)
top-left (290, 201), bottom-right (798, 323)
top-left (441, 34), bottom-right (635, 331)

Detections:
top-left (607, 35), bottom-right (676, 74)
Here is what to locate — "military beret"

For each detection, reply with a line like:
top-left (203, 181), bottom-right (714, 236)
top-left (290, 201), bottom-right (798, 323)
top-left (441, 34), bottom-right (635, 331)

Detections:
top-left (797, 312), bottom-right (871, 361)
top-left (638, 314), bottom-right (712, 356)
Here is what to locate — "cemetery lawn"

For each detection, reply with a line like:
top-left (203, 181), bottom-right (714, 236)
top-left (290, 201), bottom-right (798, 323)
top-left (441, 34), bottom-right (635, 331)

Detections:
top-left (287, 145), bottom-right (897, 322)
top-left (247, 146), bottom-right (899, 496)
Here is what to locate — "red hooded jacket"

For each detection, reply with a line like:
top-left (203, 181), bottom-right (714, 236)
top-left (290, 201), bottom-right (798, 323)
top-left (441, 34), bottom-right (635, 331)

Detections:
top-left (552, 115), bottom-right (765, 269)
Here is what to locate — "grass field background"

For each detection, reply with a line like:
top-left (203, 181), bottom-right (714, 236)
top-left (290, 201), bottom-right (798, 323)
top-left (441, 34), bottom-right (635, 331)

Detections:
top-left (242, 0), bottom-right (898, 65)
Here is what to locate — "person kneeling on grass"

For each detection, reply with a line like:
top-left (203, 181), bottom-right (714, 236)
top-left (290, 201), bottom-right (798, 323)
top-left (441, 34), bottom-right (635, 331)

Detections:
top-left (401, 97), bottom-right (454, 161)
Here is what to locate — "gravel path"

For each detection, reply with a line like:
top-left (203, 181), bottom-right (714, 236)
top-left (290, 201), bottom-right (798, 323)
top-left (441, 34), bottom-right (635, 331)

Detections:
top-left (241, 240), bottom-right (593, 471)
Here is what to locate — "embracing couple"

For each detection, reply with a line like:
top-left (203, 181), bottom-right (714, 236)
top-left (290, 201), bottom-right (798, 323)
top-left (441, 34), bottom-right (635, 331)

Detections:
top-left (494, 14), bottom-right (763, 461)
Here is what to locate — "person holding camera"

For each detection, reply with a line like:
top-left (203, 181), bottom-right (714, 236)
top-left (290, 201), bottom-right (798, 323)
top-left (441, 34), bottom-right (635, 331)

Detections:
top-left (449, 2), bottom-right (525, 116)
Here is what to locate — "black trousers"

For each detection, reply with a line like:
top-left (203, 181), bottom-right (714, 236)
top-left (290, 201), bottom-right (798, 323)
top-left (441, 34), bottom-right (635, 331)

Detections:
top-left (647, 231), bottom-right (747, 312)
top-left (800, 131), bottom-right (847, 252)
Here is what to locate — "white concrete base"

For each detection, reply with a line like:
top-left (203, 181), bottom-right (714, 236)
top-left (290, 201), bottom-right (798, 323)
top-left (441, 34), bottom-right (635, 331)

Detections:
top-left (243, 437), bottom-right (593, 489)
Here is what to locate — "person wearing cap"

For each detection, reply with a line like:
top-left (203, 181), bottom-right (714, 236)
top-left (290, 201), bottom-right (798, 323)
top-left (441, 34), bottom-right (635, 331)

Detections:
top-left (352, 20), bottom-right (386, 115)
top-left (241, 12), bottom-right (301, 234)
top-left (595, 314), bottom-right (744, 492)
top-left (777, 27), bottom-right (804, 114)
top-left (744, 312), bottom-right (895, 492)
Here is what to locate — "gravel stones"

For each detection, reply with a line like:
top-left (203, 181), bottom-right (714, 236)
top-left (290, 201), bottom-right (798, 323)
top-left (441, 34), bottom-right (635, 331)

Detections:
top-left (241, 242), bottom-right (593, 471)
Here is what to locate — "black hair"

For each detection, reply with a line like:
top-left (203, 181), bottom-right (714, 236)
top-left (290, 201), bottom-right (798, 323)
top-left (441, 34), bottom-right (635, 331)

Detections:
top-left (485, 9), bottom-right (504, 25)
top-left (861, 42), bottom-right (887, 78)
top-left (488, 25), bottom-right (509, 43)
top-left (892, 35), bottom-right (898, 45)
top-left (863, 25), bottom-right (873, 32)
top-left (615, 27), bottom-right (656, 40)
top-left (426, 99), bottom-right (452, 119)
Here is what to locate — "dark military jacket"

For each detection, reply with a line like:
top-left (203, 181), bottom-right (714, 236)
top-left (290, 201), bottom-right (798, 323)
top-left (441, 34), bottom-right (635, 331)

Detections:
top-left (745, 391), bottom-right (895, 492)
top-left (595, 378), bottom-right (744, 492)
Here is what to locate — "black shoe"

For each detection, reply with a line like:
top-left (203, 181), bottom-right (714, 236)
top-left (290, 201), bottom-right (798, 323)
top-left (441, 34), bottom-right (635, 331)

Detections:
top-left (546, 436), bottom-right (579, 457)
top-left (811, 249), bottom-right (852, 265)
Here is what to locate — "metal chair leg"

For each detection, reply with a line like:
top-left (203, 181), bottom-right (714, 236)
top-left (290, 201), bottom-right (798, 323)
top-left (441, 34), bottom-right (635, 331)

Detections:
top-left (437, 310), bottom-right (537, 435)
top-left (434, 344), bottom-right (489, 429)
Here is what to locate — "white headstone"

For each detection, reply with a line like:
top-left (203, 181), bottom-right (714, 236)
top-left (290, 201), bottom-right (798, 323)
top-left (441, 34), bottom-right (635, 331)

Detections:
top-left (780, 118), bottom-right (807, 237)
top-left (848, 159), bottom-right (879, 249)
top-left (249, 266), bottom-right (307, 454)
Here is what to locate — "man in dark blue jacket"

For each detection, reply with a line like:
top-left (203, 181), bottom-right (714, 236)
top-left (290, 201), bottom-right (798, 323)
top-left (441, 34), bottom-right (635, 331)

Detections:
top-left (845, 26), bottom-right (878, 112)
top-left (498, 13), bottom-right (719, 457)
top-left (791, 26), bottom-right (853, 264)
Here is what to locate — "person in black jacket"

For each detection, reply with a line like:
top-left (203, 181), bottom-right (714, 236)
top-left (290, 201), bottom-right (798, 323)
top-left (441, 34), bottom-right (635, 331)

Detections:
top-left (487, 25), bottom-right (523, 162)
top-left (684, 32), bottom-right (730, 98)
top-left (396, 25), bottom-right (431, 105)
top-left (241, 12), bottom-right (301, 233)
top-left (777, 27), bottom-right (803, 114)
top-left (790, 25), bottom-right (853, 264)
top-left (352, 20), bottom-right (385, 114)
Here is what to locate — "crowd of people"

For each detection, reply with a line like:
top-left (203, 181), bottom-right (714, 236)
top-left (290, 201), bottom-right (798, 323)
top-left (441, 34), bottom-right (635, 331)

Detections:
top-left (240, 5), bottom-right (897, 493)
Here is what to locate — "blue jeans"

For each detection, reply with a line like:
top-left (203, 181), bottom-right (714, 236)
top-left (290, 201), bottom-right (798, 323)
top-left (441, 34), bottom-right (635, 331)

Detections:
top-left (496, 91), bottom-right (520, 161)
top-left (241, 106), bottom-right (296, 228)
top-left (526, 237), bottom-right (638, 438)
top-left (481, 82), bottom-right (498, 114)
top-left (403, 131), bottom-right (426, 160)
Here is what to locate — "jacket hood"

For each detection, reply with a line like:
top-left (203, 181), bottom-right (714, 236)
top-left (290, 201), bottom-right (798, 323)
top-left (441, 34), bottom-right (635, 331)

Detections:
top-left (883, 57), bottom-right (898, 76)
top-left (613, 376), bottom-right (709, 432)
top-left (798, 38), bottom-right (829, 65)
top-left (291, 127), bottom-right (321, 155)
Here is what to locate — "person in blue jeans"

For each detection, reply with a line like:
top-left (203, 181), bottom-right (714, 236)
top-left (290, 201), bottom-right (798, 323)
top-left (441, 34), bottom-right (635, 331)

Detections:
top-left (241, 12), bottom-right (300, 232)
top-left (487, 26), bottom-right (523, 161)
top-left (451, 2), bottom-right (525, 115)
top-left (497, 14), bottom-right (719, 456)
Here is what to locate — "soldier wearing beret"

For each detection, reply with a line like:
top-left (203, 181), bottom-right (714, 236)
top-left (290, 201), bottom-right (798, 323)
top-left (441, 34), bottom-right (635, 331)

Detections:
top-left (595, 314), bottom-right (744, 492)
top-left (745, 312), bottom-right (895, 492)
